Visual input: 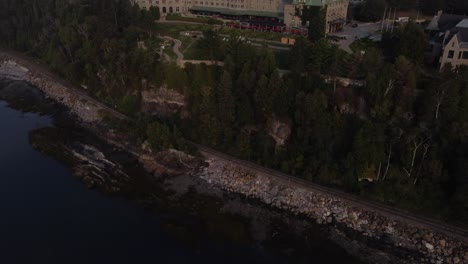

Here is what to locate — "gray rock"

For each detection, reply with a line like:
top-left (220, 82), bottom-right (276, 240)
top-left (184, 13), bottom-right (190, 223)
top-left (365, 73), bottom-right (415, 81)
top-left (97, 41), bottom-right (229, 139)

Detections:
top-left (439, 239), bottom-right (446, 248)
top-left (425, 243), bottom-right (434, 251)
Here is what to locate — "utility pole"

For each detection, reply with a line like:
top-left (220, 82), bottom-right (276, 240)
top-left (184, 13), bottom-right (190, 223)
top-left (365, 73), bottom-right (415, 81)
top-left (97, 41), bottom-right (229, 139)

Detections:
top-left (386, 8), bottom-right (392, 32)
top-left (391, 7), bottom-right (397, 33)
top-left (381, 7), bottom-right (387, 33)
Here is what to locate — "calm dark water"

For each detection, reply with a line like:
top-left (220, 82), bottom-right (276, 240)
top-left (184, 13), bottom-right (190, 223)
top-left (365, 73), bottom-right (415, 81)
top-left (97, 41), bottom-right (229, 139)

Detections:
top-left (0, 82), bottom-right (361, 264)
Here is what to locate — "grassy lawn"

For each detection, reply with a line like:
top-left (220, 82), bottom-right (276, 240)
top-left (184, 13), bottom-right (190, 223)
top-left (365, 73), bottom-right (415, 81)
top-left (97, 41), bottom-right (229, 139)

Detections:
top-left (350, 38), bottom-right (377, 53)
top-left (143, 36), bottom-right (163, 51)
top-left (163, 45), bottom-right (177, 60)
top-left (183, 41), bottom-right (212, 60)
top-left (218, 27), bottom-right (298, 42)
top-left (178, 35), bottom-right (195, 52)
top-left (153, 23), bottom-right (213, 39)
top-left (149, 23), bottom-right (294, 62)
top-left (152, 23), bottom-right (297, 44)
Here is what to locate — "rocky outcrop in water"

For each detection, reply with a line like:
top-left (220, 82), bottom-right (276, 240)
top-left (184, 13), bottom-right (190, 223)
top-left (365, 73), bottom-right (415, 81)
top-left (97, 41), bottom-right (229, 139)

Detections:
top-left (0, 58), bottom-right (106, 122)
top-left (2, 51), bottom-right (467, 264)
top-left (29, 127), bottom-right (131, 193)
top-left (139, 149), bottom-right (203, 179)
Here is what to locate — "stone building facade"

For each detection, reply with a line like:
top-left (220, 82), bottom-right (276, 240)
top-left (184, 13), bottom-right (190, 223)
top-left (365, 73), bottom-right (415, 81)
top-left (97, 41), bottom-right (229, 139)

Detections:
top-left (323, 0), bottom-right (348, 33)
top-left (426, 11), bottom-right (468, 69)
top-left (134, 0), bottom-right (192, 14)
top-left (134, 0), bottom-right (348, 33)
top-left (439, 20), bottom-right (468, 69)
top-left (285, 0), bottom-right (349, 33)
top-left (134, 0), bottom-right (286, 16)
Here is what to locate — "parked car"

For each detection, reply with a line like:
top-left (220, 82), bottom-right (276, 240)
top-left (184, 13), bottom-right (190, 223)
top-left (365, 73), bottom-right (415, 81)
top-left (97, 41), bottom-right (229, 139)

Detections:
top-left (326, 35), bottom-right (340, 42)
top-left (351, 23), bottom-right (358, 28)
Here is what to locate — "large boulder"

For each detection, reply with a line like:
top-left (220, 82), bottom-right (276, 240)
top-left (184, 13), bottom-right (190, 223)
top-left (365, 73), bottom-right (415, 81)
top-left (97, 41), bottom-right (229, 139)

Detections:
top-left (269, 118), bottom-right (291, 146)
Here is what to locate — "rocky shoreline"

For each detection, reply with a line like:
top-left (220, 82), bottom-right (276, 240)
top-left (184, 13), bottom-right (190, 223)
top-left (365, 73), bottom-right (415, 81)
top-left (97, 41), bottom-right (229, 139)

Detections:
top-left (1, 52), bottom-right (467, 264)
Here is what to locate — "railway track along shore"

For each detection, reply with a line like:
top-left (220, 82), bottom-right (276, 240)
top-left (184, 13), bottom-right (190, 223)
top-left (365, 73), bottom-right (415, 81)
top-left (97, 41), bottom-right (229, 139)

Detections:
top-left (1, 48), bottom-right (467, 246)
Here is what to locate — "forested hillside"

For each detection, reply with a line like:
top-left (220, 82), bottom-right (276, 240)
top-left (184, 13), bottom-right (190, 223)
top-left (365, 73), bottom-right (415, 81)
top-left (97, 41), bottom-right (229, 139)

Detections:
top-left (1, 0), bottom-right (467, 225)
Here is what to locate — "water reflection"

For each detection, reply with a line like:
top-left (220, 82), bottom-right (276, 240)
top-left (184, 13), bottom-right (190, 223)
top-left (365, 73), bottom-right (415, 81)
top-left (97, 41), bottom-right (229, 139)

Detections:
top-left (0, 81), bottom-right (362, 264)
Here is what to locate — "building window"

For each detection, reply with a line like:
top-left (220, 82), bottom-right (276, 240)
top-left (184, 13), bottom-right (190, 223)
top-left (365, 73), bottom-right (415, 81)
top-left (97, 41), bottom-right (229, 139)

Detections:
top-left (448, 50), bottom-right (455, 59)
top-left (459, 51), bottom-right (462, 59)
top-left (176, 7), bottom-right (179, 12)
top-left (463, 51), bottom-right (468, 60)
top-left (155, 1), bottom-right (159, 4)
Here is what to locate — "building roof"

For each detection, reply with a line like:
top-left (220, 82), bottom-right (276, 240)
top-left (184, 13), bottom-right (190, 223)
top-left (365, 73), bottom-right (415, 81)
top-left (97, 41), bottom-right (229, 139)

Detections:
top-left (427, 11), bottom-right (467, 31)
top-left (439, 14), bottom-right (467, 31)
top-left (455, 26), bottom-right (468, 48)
top-left (441, 19), bottom-right (468, 49)
top-left (292, 0), bottom-right (348, 7)
top-left (456, 19), bottom-right (468, 29)
top-left (189, 6), bottom-right (283, 18)
top-left (447, 19), bottom-right (468, 45)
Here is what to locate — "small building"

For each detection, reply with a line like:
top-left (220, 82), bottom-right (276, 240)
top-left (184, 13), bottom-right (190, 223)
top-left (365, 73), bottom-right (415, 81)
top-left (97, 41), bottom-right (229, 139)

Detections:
top-left (285, 0), bottom-right (349, 34)
top-left (439, 19), bottom-right (468, 70)
top-left (426, 11), bottom-right (468, 69)
top-left (134, 0), bottom-right (191, 14)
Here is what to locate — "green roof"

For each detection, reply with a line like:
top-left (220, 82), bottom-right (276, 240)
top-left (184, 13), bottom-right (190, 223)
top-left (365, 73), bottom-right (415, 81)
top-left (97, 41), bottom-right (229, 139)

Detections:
top-left (189, 6), bottom-right (283, 18)
top-left (292, 0), bottom-right (348, 6)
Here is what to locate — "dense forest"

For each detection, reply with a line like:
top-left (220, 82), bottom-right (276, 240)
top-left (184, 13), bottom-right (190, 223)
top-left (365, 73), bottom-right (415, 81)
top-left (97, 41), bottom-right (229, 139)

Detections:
top-left (1, 0), bottom-right (467, 226)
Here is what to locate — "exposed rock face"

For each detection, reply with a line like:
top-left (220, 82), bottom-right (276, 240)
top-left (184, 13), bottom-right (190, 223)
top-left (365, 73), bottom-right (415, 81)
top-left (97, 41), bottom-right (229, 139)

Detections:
top-left (0, 60), bottom-right (29, 80)
top-left (139, 149), bottom-right (203, 178)
top-left (2, 51), bottom-right (467, 264)
top-left (0, 57), bottom-right (106, 123)
top-left (269, 119), bottom-right (291, 146)
top-left (29, 127), bottom-right (131, 193)
top-left (196, 153), bottom-right (468, 264)
top-left (70, 143), bottom-right (131, 192)
top-left (141, 85), bottom-right (186, 118)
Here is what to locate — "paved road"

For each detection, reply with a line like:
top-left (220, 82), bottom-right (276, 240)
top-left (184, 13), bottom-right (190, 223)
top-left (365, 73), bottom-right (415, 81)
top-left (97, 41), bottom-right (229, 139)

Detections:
top-left (179, 60), bottom-right (224, 68)
top-left (250, 42), bottom-right (291, 51)
top-left (329, 21), bottom-right (382, 53)
top-left (158, 36), bottom-right (184, 62)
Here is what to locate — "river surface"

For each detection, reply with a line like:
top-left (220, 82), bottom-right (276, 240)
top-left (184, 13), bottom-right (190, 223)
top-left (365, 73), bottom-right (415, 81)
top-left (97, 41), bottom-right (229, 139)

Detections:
top-left (0, 80), bottom-right (362, 264)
